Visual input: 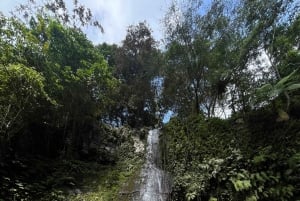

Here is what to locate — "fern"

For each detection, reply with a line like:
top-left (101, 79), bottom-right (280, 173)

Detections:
top-left (231, 179), bottom-right (252, 191)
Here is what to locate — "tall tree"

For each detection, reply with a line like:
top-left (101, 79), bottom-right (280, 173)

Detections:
top-left (0, 1), bottom-right (118, 158)
top-left (115, 22), bottom-right (161, 127)
top-left (162, 0), bottom-right (238, 117)
top-left (162, 0), bottom-right (300, 117)
top-left (234, 0), bottom-right (300, 112)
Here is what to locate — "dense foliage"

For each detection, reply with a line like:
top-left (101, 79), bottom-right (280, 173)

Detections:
top-left (161, 112), bottom-right (300, 201)
top-left (161, 0), bottom-right (300, 117)
top-left (159, 0), bottom-right (300, 200)
top-left (1, 0), bottom-right (300, 200)
top-left (0, 11), bottom-right (118, 158)
top-left (97, 22), bottom-right (162, 127)
top-left (0, 1), bottom-right (155, 200)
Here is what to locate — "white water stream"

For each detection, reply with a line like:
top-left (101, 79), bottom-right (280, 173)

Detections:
top-left (133, 129), bottom-right (171, 201)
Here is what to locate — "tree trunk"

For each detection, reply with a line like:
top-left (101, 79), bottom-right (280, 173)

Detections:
top-left (193, 80), bottom-right (200, 114)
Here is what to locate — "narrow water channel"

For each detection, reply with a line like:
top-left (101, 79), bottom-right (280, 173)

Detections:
top-left (134, 129), bottom-right (171, 201)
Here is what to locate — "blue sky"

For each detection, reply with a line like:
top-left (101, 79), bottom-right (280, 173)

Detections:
top-left (0, 0), bottom-right (172, 45)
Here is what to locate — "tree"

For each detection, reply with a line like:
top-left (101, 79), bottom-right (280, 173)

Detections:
top-left (37, 20), bottom-right (117, 158)
top-left (0, 64), bottom-right (52, 157)
top-left (0, 1), bottom-right (118, 158)
top-left (162, 0), bottom-right (300, 117)
top-left (13, 0), bottom-right (103, 32)
top-left (162, 0), bottom-right (238, 117)
top-left (115, 22), bottom-right (161, 127)
top-left (96, 43), bottom-right (118, 68)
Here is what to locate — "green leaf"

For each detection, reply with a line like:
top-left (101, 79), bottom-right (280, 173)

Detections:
top-left (276, 70), bottom-right (297, 88)
top-left (246, 195), bottom-right (257, 201)
top-left (231, 179), bottom-right (252, 191)
top-left (285, 83), bottom-right (300, 91)
top-left (256, 84), bottom-right (273, 95)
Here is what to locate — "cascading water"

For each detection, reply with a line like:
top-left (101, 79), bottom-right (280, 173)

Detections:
top-left (133, 129), bottom-right (171, 201)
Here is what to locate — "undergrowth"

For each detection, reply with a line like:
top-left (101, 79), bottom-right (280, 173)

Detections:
top-left (161, 110), bottom-right (300, 201)
top-left (0, 127), bottom-right (146, 201)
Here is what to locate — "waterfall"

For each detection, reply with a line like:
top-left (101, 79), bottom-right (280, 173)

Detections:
top-left (133, 129), bottom-right (171, 201)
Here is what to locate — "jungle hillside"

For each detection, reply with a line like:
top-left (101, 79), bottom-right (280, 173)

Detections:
top-left (0, 0), bottom-right (300, 201)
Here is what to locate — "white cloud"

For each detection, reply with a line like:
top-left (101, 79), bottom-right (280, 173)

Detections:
top-left (83, 0), bottom-right (172, 45)
top-left (0, 0), bottom-right (172, 45)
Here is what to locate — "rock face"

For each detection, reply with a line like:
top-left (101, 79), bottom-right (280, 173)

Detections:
top-left (132, 135), bottom-right (145, 153)
top-left (80, 126), bottom-right (148, 163)
top-left (133, 129), bottom-right (171, 201)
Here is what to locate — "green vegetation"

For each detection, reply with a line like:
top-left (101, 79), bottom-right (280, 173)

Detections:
top-left (159, 0), bottom-right (300, 200)
top-left (66, 147), bottom-right (144, 201)
top-left (0, 1), bottom-right (152, 200)
top-left (0, 0), bottom-right (300, 200)
top-left (0, 126), bottom-right (146, 200)
top-left (161, 111), bottom-right (300, 200)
